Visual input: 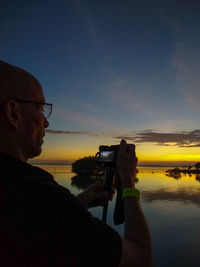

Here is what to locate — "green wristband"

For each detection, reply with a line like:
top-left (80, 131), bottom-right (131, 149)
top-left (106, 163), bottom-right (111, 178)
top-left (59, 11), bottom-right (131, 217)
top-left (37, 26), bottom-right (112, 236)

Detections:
top-left (122, 187), bottom-right (140, 200)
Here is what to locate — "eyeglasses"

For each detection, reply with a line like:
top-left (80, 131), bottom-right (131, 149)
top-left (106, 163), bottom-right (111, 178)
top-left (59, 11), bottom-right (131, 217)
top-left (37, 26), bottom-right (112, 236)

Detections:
top-left (13, 99), bottom-right (53, 118)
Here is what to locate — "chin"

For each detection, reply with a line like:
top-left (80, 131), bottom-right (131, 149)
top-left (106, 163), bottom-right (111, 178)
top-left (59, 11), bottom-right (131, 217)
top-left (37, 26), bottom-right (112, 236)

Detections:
top-left (36, 147), bottom-right (42, 157)
top-left (28, 147), bottom-right (42, 160)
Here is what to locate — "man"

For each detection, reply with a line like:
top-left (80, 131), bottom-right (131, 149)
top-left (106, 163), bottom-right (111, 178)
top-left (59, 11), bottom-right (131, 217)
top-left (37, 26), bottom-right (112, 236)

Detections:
top-left (0, 60), bottom-right (153, 267)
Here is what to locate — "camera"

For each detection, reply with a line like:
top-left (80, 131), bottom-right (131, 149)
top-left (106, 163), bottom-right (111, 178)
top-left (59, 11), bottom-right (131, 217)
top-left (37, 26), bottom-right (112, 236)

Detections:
top-left (97, 144), bottom-right (124, 225)
top-left (98, 145), bottom-right (120, 165)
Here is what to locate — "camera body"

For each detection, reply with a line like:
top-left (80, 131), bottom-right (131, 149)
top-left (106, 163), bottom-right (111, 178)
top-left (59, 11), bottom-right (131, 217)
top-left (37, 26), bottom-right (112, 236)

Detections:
top-left (98, 144), bottom-right (124, 225)
top-left (98, 145), bottom-right (120, 166)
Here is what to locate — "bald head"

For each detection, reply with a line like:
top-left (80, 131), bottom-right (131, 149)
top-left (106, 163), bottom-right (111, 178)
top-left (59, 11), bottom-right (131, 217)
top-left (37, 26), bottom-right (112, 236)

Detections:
top-left (0, 60), bottom-right (48, 161)
top-left (0, 60), bottom-right (41, 102)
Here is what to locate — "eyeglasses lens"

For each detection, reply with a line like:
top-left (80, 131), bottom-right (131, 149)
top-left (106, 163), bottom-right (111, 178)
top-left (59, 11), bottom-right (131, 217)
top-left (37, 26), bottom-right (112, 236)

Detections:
top-left (43, 104), bottom-right (52, 118)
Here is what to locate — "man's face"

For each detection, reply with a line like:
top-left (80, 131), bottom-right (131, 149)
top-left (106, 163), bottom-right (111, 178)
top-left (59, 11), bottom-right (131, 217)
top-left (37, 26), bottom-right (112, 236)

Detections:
top-left (19, 79), bottom-right (49, 160)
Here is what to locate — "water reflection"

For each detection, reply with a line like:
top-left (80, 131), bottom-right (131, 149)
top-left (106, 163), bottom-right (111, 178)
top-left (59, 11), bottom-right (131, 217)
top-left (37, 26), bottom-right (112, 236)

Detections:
top-left (71, 173), bottom-right (139, 190)
top-left (142, 187), bottom-right (200, 206)
top-left (196, 175), bottom-right (200, 182)
top-left (165, 172), bottom-right (182, 179)
top-left (35, 165), bottom-right (200, 267)
top-left (71, 174), bottom-right (104, 189)
top-left (165, 171), bottom-right (200, 182)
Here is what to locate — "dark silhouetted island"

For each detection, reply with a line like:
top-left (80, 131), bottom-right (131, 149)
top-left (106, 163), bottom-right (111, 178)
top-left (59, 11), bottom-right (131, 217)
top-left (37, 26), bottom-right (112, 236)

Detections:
top-left (166, 162), bottom-right (200, 175)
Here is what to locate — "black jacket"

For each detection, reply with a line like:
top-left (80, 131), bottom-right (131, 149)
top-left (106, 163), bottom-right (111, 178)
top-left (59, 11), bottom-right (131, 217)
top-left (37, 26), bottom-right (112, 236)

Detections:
top-left (0, 153), bottom-right (122, 267)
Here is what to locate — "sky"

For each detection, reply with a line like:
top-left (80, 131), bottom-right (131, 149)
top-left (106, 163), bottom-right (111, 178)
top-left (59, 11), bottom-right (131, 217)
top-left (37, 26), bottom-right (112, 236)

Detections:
top-left (1, 0), bottom-right (200, 165)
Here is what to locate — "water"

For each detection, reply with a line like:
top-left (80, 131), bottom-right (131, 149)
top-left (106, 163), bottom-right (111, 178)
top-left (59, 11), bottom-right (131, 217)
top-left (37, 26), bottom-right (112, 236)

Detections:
top-left (36, 165), bottom-right (200, 267)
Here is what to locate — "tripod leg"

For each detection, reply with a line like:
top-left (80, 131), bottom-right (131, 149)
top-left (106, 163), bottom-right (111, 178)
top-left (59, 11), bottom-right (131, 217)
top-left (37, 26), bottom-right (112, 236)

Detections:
top-left (113, 177), bottom-right (124, 225)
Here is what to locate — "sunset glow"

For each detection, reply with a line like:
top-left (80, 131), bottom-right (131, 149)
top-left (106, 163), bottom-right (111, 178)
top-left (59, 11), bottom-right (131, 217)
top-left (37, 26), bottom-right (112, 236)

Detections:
top-left (2, 1), bottom-right (200, 166)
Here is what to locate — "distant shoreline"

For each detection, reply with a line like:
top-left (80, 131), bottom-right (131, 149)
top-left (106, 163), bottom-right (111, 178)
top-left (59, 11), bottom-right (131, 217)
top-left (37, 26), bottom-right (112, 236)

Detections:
top-left (30, 159), bottom-right (197, 168)
top-left (30, 160), bottom-right (197, 168)
top-left (33, 163), bottom-right (184, 168)
top-left (33, 163), bottom-right (72, 166)
top-left (166, 168), bottom-right (200, 174)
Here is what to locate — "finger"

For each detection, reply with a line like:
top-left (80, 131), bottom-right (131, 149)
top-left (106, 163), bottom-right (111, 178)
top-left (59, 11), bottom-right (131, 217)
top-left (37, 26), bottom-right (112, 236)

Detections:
top-left (100, 191), bottom-right (110, 199)
top-left (110, 185), bottom-right (115, 194)
top-left (97, 200), bottom-right (107, 207)
top-left (134, 157), bottom-right (138, 170)
top-left (87, 184), bottom-right (105, 192)
top-left (128, 144), bottom-right (135, 155)
top-left (90, 199), bottom-right (106, 207)
top-left (90, 191), bottom-right (110, 201)
top-left (93, 184), bottom-right (106, 192)
top-left (108, 192), bottom-right (114, 201)
top-left (89, 192), bottom-right (110, 207)
top-left (119, 139), bottom-right (127, 153)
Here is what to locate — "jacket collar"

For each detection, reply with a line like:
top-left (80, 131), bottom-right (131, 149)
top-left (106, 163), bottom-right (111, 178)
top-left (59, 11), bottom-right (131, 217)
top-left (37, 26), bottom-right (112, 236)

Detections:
top-left (0, 152), bottom-right (53, 180)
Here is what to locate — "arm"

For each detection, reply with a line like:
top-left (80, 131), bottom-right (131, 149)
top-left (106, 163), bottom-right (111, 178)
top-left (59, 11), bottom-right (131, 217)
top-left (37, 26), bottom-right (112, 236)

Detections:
top-left (118, 139), bottom-right (153, 267)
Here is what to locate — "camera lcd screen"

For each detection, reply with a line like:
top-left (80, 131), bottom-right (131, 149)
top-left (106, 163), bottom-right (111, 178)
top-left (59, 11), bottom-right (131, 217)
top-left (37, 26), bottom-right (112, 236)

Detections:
top-left (99, 151), bottom-right (115, 162)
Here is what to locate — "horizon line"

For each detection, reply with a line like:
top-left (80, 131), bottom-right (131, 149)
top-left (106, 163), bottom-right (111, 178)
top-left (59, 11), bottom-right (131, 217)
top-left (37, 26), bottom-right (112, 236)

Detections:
top-left (29, 160), bottom-right (199, 167)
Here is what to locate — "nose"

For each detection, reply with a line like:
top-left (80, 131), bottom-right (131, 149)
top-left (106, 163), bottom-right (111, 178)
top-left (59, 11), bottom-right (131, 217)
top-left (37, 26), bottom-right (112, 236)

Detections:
top-left (44, 116), bottom-right (49, 128)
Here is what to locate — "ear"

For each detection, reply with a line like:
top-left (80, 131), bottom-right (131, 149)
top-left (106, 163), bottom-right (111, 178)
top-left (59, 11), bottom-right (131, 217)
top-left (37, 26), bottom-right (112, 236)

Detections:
top-left (5, 100), bottom-right (22, 130)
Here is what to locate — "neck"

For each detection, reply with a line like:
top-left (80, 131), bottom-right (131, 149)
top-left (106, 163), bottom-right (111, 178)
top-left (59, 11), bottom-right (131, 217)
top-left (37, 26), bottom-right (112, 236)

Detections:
top-left (0, 133), bottom-right (26, 162)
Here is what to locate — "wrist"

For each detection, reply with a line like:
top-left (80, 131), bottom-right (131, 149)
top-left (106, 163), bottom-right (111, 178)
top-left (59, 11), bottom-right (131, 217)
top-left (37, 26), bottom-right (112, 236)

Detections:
top-left (121, 179), bottom-right (135, 189)
top-left (122, 187), bottom-right (140, 200)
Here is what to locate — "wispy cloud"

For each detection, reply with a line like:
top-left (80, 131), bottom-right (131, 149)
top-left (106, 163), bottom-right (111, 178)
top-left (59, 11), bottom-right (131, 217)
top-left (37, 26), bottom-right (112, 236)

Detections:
top-left (76, 101), bottom-right (95, 111)
top-left (173, 39), bottom-right (200, 110)
top-left (115, 129), bottom-right (200, 147)
top-left (159, 4), bottom-right (200, 109)
top-left (103, 78), bottom-right (150, 112)
top-left (55, 107), bottom-right (108, 127)
top-left (54, 107), bottom-right (131, 133)
top-left (47, 127), bottom-right (200, 147)
top-left (46, 129), bottom-right (100, 137)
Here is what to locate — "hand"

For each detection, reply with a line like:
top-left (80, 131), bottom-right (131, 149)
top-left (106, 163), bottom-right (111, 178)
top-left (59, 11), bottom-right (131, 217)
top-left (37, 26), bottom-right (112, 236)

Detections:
top-left (117, 139), bottom-right (138, 188)
top-left (77, 184), bottom-right (114, 209)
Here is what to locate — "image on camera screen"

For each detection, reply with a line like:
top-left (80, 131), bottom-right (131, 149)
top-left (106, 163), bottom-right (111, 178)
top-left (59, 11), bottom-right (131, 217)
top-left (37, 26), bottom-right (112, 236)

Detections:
top-left (99, 151), bottom-right (114, 162)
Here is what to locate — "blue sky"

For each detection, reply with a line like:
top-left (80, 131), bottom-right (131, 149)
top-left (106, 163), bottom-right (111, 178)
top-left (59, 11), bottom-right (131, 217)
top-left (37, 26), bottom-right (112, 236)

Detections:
top-left (1, 0), bottom-right (200, 164)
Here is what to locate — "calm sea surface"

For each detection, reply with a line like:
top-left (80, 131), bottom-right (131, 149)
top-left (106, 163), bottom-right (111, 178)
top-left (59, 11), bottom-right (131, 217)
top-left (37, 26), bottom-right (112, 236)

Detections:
top-left (36, 165), bottom-right (200, 267)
